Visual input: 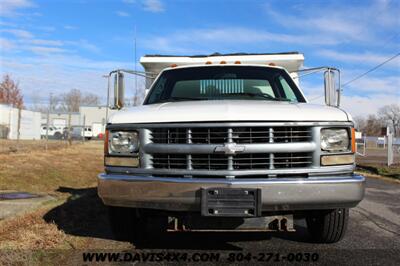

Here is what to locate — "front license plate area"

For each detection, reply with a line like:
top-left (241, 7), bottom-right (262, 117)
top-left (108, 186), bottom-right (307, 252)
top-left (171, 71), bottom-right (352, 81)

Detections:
top-left (201, 188), bottom-right (261, 217)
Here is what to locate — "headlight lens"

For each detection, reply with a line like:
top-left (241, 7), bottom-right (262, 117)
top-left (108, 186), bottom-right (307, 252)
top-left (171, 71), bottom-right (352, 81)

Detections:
top-left (321, 128), bottom-right (350, 152)
top-left (109, 131), bottom-right (139, 154)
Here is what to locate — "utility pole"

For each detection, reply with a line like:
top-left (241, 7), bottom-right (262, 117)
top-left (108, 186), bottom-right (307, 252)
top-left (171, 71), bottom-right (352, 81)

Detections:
top-left (134, 24), bottom-right (138, 106)
top-left (82, 115), bottom-right (86, 143)
top-left (68, 111), bottom-right (72, 146)
top-left (387, 126), bottom-right (393, 166)
top-left (16, 105), bottom-right (21, 150)
top-left (45, 93), bottom-right (52, 151)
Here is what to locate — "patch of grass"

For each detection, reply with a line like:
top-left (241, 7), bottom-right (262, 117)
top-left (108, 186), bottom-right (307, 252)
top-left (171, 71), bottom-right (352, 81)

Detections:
top-left (356, 164), bottom-right (400, 179)
top-left (0, 141), bottom-right (104, 195)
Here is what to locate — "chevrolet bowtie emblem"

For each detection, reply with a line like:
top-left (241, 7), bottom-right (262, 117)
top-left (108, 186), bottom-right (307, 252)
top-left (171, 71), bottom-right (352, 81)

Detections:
top-left (214, 142), bottom-right (245, 155)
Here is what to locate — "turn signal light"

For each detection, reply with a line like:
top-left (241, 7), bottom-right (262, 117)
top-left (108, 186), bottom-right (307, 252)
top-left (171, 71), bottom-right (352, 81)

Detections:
top-left (351, 128), bottom-right (356, 153)
top-left (104, 130), bottom-right (109, 155)
top-left (105, 156), bottom-right (139, 167)
top-left (321, 154), bottom-right (355, 166)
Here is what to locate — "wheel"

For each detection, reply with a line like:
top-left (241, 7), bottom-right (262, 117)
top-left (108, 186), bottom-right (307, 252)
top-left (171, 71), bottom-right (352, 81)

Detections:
top-left (108, 207), bottom-right (167, 242)
top-left (54, 132), bottom-right (62, 139)
top-left (108, 206), bottom-right (143, 242)
top-left (306, 208), bottom-right (349, 243)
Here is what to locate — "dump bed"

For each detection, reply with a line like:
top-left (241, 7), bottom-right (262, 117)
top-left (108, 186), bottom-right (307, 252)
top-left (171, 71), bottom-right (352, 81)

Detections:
top-left (140, 52), bottom-right (304, 88)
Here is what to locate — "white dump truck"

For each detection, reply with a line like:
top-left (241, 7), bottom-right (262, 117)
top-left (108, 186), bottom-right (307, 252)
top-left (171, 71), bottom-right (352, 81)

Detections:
top-left (98, 52), bottom-right (365, 243)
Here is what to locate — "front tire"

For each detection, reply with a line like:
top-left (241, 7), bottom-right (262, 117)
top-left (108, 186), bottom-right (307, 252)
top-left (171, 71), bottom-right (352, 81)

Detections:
top-left (306, 208), bottom-right (349, 243)
top-left (108, 207), bottom-right (167, 243)
top-left (108, 206), bottom-right (143, 242)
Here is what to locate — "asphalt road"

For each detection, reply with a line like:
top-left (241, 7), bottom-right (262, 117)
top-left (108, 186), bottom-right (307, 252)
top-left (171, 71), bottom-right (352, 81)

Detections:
top-left (44, 177), bottom-right (400, 265)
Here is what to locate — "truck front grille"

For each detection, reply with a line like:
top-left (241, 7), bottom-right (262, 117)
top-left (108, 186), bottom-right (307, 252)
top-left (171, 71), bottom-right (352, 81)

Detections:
top-left (146, 124), bottom-right (315, 176)
top-left (150, 126), bottom-right (311, 144)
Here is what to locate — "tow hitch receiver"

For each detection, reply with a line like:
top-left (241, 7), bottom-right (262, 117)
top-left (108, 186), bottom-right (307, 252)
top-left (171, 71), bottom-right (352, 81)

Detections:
top-left (201, 188), bottom-right (261, 217)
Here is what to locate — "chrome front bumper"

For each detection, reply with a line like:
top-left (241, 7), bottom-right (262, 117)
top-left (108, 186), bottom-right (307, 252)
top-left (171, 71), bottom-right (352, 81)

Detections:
top-left (97, 174), bottom-right (365, 211)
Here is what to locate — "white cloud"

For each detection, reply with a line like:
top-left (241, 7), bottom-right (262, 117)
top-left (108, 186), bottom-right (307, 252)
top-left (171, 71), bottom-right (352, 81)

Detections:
top-left (340, 93), bottom-right (400, 117)
top-left (264, 0), bottom-right (400, 45)
top-left (317, 49), bottom-right (400, 67)
top-left (34, 25), bottom-right (56, 32)
top-left (115, 11), bottom-right (130, 17)
top-left (0, 38), bottom-right (15, 51)
top-left (28, 46), bottom-right (68, 55)
top-left (0, 0), bottom-right (35, 17)
top-left (142, 0), bottom-right (164, 12)
top-left (345, 75), bottom-right (400, 94)
top-left (26, 39), bottom-right (64, 46)
top-left (65, 39), bottom-right (100, 53)
top-left (1, 29), bottom-right (34, 38)
top-left (0, 53), bottom-right (134, 101)
top-left (64, 25), bottom-right (77, 30)
top-left (141, 27), bottom-right (344, 54)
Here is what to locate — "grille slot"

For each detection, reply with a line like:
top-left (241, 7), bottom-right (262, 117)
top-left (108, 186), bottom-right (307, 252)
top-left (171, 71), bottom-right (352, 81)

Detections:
top-left (152, 153), bottom-right (312, 170)
top-left (152, 154), bottom-right (187, 169)
top-left (151, 126), bottom-right (311, 144)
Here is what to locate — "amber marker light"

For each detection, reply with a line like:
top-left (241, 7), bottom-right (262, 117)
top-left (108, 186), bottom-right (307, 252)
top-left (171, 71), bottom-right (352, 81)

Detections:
top-left (351, 128), bottom-right (356, 153)
top-left (104, 129), bottom-right (109, 155)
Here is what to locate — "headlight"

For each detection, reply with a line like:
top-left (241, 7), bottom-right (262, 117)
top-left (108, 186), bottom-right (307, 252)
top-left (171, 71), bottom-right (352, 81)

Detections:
top-left (320, 128), bottom-right (350, 152)
top-left (109, 131), bottom-right (139, 154)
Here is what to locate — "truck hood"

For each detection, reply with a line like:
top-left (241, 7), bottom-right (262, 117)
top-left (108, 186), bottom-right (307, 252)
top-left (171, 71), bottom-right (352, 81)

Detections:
top-left (108, 100), bottom-right (351, 124)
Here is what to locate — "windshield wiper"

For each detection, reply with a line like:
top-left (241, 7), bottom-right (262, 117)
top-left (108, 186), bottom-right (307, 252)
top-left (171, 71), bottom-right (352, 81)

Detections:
top-left (227, 92), bottom-right (291, 101)
top-left (159, 96), bottom-right (209, 102)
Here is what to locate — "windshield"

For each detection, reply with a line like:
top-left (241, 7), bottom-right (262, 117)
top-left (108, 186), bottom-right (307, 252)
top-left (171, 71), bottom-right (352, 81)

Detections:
top-left (145, 66), bottom-right (305, 105)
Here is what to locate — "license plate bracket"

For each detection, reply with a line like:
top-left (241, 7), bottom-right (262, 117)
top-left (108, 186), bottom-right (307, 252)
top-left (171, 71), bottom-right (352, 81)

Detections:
top-left (201, 188), bottom-right (261, 217)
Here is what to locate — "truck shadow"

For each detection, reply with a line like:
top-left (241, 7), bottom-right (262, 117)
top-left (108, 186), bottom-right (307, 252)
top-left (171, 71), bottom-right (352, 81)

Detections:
top-left (43, 187), bottom-right (312, 250)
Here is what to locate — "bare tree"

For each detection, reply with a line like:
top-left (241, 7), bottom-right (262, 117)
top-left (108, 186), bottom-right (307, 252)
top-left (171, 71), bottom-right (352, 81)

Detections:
top-left (0, 75), bottom-right (23, 108)
top-left (49, 94), bottom-right (60, 112)
top-left (60, 89), bottom-right (100, 112)
top-left (365, 114), bottom-right (385, 136)
top-left (82, 93), bottom-right (100, 106)
top-left (378, 104), bottom-right (400, 136)
top-left (353, 116), bottom-right (367, 132)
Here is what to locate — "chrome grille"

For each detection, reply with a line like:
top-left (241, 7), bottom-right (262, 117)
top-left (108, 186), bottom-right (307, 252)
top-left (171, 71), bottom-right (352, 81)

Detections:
top-left (152, 153), bottom-right (312, 170)
top-left (150, 126), bottom-right (311, 144)
top-left (148, 125), bottom-right (315, 174)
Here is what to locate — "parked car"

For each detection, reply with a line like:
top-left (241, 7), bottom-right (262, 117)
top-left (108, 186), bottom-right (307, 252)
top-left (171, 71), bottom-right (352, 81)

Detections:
top-left (41, 125), bottom-right (62, 139)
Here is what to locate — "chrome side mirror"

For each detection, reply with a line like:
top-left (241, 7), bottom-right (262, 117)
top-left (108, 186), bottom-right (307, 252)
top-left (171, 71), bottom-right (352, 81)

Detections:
top-left (114, 72), bottom-right (125, 109)
top-left (324, 68), bottom-right (340, 107)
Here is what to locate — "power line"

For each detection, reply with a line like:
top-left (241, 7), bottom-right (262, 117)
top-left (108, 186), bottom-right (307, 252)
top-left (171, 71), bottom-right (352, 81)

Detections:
top-left (341, 52), bottom-right (400, 88)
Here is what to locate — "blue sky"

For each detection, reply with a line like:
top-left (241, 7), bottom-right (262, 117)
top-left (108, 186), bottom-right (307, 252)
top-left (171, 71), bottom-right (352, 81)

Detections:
top-left (0, 0), bottom-right (399, 116)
